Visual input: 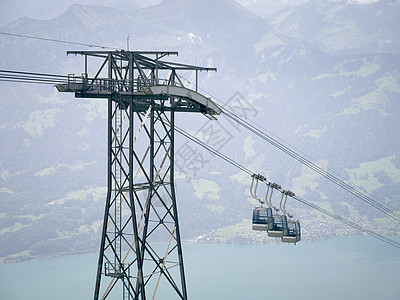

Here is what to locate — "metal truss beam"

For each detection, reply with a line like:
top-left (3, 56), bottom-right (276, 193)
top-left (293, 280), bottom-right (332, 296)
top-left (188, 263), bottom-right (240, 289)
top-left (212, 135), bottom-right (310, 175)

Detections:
top-left (56, 50), bottom-right (219, 300)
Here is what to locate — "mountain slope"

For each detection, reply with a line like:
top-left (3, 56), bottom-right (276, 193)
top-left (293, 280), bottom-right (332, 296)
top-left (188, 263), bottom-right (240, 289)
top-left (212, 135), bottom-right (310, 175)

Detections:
top-left (0, 0), bottom-right (399, 262)
top-left (235, 0), bottom-right (308, 18)
top-left (268, 0), bottom-right (400, 54)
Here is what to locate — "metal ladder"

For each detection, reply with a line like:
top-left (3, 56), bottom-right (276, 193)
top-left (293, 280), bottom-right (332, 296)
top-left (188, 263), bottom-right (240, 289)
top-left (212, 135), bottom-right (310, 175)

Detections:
top-left (114, 107), bottom-right (123, 275)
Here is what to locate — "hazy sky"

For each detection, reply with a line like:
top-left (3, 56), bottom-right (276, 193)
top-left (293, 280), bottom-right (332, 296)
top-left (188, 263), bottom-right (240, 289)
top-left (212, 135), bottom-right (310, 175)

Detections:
top-left (0, 0), bottom-right (387, 28)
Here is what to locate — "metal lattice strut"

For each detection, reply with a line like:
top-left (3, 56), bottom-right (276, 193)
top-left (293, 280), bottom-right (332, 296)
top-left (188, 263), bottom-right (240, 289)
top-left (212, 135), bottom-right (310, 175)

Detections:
top-left (56, 50), bottom-right (220, 300)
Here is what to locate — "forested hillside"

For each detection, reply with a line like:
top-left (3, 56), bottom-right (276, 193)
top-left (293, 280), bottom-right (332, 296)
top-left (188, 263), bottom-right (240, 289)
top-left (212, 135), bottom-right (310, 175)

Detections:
top-left (0, 0), bottom-right (399, 262)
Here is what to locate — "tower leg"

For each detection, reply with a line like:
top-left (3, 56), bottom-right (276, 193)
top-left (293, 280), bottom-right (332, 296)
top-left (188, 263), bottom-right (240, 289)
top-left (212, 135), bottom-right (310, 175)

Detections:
top-left (94, 98), bottom-right (113, 300)
top-left (94, 99), bottom-right (187, 299)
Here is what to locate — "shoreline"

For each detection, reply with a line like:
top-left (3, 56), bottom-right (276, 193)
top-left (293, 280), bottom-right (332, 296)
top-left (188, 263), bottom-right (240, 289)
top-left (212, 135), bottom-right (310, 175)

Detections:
top-left (2, 232), bottom-right (399, 265)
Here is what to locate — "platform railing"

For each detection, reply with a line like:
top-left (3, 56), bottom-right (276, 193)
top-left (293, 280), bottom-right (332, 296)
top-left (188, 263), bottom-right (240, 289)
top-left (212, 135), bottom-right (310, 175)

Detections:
top-left (62, 74), bottom-right (179, 93)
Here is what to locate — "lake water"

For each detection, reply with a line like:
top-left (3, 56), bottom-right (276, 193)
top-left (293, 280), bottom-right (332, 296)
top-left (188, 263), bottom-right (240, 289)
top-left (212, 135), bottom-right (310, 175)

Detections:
top-left (0, 236), bottom-right (399, 300)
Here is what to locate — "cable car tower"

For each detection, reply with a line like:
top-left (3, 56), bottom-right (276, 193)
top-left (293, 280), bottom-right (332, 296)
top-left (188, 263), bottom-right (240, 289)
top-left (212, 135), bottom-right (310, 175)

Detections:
top-left (56, 50), bottom-right (220, 300)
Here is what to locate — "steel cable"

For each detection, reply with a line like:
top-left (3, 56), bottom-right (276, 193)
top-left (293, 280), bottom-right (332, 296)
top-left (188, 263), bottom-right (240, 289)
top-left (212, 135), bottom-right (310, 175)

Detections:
top-left (0, 68), bottom-right (398, 248)
top-left (177, 74), bottom-right (400, 223)
top-left (174, 124), bottom-right (400, 249)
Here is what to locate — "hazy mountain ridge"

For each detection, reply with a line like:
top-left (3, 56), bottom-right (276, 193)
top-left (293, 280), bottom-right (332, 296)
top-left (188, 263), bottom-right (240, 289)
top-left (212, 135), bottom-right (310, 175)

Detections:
top-left (268, 0), bottom-right (400, 54)
top-left (249, 38), bottom-right (400, 217)
top-left (235, 0), bottom-right (309, 18)
top-left (0, 0), bottom-right (399, 262)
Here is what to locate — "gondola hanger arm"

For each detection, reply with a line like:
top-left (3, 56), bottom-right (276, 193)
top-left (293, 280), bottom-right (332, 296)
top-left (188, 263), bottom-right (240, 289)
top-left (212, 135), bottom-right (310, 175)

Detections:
top-left (264, 183), bottom-right (271, 208)
top-left (250, 174), bottom-right (264, 205)
top-left (269, 186), bottom-right (280, 212)
top-left (281, 190), bottom-right (295, 219)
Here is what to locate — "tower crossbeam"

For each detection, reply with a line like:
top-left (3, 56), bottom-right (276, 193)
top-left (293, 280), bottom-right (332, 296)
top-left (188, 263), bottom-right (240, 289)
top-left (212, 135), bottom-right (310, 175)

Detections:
top-left (56, 50), bottom-right (220, 300)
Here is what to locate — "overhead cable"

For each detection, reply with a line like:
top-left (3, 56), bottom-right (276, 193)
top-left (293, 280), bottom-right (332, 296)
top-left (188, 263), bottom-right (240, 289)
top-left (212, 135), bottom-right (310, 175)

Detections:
top-left (177, 74), bottom-right (400, 223)
top-left (0, 70), bottom-right (68, 85)
top-left (0, 31), bottom-right (121, 50)
top-left (222, 108), bottom-right (400, 222)
top-left (1, 68), bottom-right (399, 248)
top-left (173, 124), bottom-right (400, 250)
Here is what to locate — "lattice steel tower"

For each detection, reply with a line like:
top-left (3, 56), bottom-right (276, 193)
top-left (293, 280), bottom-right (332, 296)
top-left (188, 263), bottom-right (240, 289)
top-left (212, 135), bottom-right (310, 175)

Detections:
top-left (56, 50), bottom-right (220, 299)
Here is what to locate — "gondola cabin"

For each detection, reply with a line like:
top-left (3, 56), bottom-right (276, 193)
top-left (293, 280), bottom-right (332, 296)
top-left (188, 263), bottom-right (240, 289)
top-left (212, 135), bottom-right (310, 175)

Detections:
top-left (281, 220), bottom-right (301, 244)
top-left (267, 214), bottom-right (288, 237)
top-left (252, 207), bottom-right (273, 231)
